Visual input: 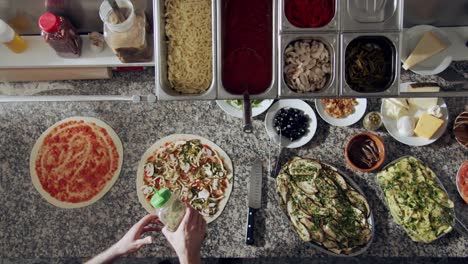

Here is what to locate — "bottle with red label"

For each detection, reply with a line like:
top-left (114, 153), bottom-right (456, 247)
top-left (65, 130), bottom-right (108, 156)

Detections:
top-left (38, 12), bottom-right (82, 58)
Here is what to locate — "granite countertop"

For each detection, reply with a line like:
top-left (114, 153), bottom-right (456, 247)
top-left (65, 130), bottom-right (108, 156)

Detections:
top-left (0, 69), bottom-right (467, 263)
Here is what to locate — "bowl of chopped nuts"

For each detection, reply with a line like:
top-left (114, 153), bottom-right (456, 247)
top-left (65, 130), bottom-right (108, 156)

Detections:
top-left (315, 98), bottom-right (367, 127)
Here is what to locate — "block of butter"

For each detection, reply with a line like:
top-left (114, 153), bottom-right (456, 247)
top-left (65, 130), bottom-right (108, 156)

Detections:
top-left (403, 31), bottom-right (448, 70)
top-left (414, 113), bottom-right (444, 139)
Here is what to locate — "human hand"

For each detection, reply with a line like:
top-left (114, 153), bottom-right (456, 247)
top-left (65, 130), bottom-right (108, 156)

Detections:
top-left (162, 205), bottom-right (207, 264)
top-left (85, 214), bottom-right (162, 264)
top-left (111, 214), bottom-right (163, 256)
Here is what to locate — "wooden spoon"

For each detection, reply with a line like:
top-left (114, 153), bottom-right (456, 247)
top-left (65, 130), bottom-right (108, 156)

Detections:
top-left (106, 0), bottom-right (126, 23)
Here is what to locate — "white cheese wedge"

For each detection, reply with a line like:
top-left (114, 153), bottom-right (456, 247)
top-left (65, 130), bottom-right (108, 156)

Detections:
top-left (387, 98), bottom-right (409, 109)
top-left (408, 98), bottom-right (438, 110)
top-left (403, 31), bottom-right (448, 70)
top-left (384, 99), bottom-right (410, 120)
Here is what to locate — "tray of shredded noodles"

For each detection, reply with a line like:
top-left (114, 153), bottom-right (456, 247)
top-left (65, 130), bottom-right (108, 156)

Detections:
top-left (155, 0), bottom-right (217, 100)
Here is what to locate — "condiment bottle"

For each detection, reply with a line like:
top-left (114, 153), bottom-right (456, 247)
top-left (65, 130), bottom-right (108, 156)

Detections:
top-left (0, 19), bottom-right (27, 53)
top-left (38, 12), bottom-right (82, 58)
top-left (150, 188), bottom-right (185, 232)
top-left (99, 0), bottom-right (151, 63)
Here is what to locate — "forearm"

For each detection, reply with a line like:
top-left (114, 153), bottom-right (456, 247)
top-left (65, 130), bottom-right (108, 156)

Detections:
top-left (178, 252), bottom-right (201, 264)
top-left (85, 245), bottom-right (121, 264)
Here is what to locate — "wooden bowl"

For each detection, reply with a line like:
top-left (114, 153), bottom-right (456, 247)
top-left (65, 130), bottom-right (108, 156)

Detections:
top-left (454, 112), bottom-right (468, 149)
top-left (345, 132), bottom-right (386, 173)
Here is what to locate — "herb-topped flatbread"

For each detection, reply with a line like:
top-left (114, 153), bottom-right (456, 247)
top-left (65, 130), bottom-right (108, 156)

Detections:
top-left (136, 134), bottom-right (233, 223)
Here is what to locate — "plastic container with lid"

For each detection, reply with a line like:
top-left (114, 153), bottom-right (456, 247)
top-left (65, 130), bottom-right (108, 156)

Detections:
top-left (0, 19), bottom-right (27, 53)
top-left (150, 188), bottom-right (185, 232)
top-left (99, 0), bottom-right (151, 63)
top-left (38, 12), bottom-right (82, 58)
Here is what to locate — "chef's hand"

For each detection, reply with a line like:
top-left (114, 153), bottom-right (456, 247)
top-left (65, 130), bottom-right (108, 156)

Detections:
top-left (85, 214), bottom-right (162, 264)
top-left (112, 214), bottom-right (162, 256)
top-left (162, 205), bottom-right (207, 264)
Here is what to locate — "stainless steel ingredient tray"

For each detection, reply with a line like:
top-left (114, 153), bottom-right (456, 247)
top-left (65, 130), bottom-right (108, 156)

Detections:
top-left (279, 33), bottom-right (339, 98)
top-left (154, 0), bottom-right (217, 100)
top-left (340, 32), bottom-right (401, 97)
top-left (279, 0), bottom-right (340, 33)
top-left (216, 0), bottom-right (278, 100)
top-left (341, 0), bottom-right (403, 32)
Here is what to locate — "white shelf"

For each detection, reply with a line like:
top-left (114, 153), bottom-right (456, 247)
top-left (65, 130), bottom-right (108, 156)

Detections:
top-left (0, 35), bottom-right (155, 68)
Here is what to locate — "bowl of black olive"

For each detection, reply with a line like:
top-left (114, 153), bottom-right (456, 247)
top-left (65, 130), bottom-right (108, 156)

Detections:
top-left (265, 99), bottom-right (317, 148)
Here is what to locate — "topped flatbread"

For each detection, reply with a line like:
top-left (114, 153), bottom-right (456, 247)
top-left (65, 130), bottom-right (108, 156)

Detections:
top-left (30, 117), bottom-right (123, 209)
top-left (136, 134), bottom-right (233, 223)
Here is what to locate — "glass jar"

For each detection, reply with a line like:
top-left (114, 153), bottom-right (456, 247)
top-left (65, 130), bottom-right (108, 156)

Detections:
top-left (38, 12), bottom-right (82, 58)
top-left (363, 112), bottom-right (383, 131)
top-left (99, 0), bottom-right (151, 63)
top-left (150, 188), bottom-right (185, 232)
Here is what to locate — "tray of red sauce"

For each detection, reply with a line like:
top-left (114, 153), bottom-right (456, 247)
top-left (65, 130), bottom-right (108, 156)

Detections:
top-left (457, 161), bottom-right (468, 204)
top-left (217, 0), bottom-right (278, 99)
top-left (280, 0), bottom-right (339, 32)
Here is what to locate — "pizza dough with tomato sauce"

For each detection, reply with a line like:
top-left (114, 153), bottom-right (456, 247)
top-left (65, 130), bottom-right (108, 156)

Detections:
top-left (30, 117), bottom-right (123, 208)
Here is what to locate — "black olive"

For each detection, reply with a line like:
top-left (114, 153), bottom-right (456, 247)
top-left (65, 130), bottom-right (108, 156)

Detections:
top-left (273, 107), bottom-right (310, 141)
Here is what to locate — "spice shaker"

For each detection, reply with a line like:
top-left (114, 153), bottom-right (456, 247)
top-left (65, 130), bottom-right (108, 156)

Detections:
top-left (99, 0), bottom-right (152, 63)
top-left (0, 19), bottom-right (27, 53)
top-left (38, 12), bottom-right (82, 58)
top-left (150, 188), bottom-right (186, 232)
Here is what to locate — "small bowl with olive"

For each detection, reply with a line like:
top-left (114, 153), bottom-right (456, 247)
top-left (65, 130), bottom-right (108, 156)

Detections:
top-left (265, 99), bottom-right (317, 149)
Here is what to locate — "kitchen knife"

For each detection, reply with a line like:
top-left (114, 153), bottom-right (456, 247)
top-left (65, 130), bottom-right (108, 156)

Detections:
top-left (452, 82), bottom-right (468, 91)
top-left (246, 160), bottom-right (263, 245)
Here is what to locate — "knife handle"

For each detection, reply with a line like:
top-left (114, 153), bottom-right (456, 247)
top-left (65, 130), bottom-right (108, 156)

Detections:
top-left (246, 207), bottom-right (256, 245)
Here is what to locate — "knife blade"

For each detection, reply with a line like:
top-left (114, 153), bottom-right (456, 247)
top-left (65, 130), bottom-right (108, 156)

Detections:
top-left (451, 82), bottom-right (468, 91)
top-left (246, 160), bottom-right (263, 245)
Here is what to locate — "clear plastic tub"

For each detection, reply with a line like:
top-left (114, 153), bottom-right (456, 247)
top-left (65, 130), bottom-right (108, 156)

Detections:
top-left (99, 0), bottom-right (151, 63)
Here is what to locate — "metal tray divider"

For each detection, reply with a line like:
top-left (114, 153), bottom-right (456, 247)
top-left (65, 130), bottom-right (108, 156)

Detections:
top-left (278, 0), bottom-right (341, 98)
top-left (216, 0), bottom-right (279, 100)
top-left (154, 0), bottom-right (218, 100)
top-left (278, 33), bottom-right (340, 98)
top-left (339, 32), bottom-right (401, 97)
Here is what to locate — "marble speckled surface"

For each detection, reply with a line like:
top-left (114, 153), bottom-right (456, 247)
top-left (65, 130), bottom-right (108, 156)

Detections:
top-left (0, 62), bottom-right (468, 262)
top-left (0, 94), bottom-right (467, 262)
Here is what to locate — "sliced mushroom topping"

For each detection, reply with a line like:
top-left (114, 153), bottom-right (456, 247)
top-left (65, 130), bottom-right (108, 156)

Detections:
top-left (284, 39), bottom-right (331, 93)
